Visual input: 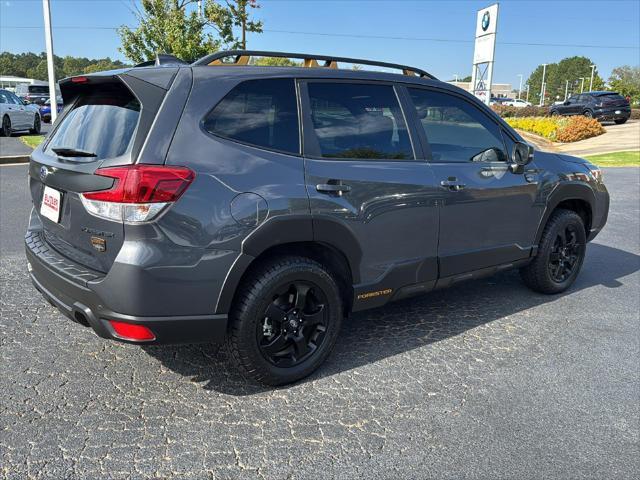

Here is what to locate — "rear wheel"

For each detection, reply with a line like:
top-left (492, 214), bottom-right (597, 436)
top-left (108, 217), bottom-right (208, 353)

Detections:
top-left (226, 256), bottom-right (343, 386)
top-left (520, 209), bottom-right (586, 294)
top-left (30, 114), bottom-right (41, 134)
top-left (550, 110), bottom-right (559, 116)
top-left (1, 115), bottom-right (11, 137)
top-left (583, 109), bottom-right (594, 118)
top-left (614, 118), bottom-right (627, 125)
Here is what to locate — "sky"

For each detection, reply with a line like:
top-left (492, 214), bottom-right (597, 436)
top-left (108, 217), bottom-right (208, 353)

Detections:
top-left (1, 0), bottom-right (639, 85)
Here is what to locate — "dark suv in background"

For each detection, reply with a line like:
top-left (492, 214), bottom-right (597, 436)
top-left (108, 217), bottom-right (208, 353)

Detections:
top-left (26, 51), bottom-right (609, 385)
top-left (550, 91), bottom-right (631, 124)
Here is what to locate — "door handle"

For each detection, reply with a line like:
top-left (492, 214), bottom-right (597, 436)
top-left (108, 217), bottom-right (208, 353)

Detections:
top-left (316, 182), bottom-right (351, 196)
top-left (440, 179), bottom-right (466, 191)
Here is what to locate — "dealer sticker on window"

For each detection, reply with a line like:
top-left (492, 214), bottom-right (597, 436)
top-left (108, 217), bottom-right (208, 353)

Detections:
top-left (41, 186), bottom-right (62, 223)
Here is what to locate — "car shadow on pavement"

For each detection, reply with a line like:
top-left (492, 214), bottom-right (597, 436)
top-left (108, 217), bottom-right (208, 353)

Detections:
top-left (142, 243), bottom-right (639, 396)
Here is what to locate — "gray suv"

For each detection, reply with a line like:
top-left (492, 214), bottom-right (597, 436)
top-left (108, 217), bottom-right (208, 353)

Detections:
top-left (26, 51), bottom-right (610, 385)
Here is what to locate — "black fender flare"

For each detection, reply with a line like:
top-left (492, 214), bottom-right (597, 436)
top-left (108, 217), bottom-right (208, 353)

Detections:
top-left (215, 214), bottom-right (362, 313)
top-left (534, 182), bottom-right (596, 245)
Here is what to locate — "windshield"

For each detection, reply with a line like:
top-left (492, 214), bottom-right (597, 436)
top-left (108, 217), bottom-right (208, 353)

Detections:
top-left (45, 85), bottom-right (140, 160)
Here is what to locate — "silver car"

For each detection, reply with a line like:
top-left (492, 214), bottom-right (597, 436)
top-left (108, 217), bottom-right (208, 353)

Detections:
top-left (0, 89), bottom-right (41, 136)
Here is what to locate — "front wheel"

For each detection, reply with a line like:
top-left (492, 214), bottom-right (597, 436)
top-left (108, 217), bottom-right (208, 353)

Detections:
top-left (226, 256), bottom-right (343, 386)
top-left (614, 118), bottom-right (628, 125)
top-left (520, 209), bottom-right (586, 294)
top-left (583, 110), bottom-right (594, 118)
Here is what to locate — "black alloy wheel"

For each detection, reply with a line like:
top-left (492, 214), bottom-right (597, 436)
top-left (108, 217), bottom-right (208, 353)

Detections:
top-left (548, 224), bottom-right (583, 283)
top-left (226, 256), bottom-right (343, 386)
top-left (520, 209), bottom-right (586, 294)
top-left (258, 281), bottom-right (328, 367)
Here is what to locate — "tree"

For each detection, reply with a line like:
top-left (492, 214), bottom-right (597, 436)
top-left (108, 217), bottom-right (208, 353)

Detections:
top-left (526, 56), bottom-right (605, 105)
top-left (609, 65), bottom-right (640, 103)
top-left (118, 0), bottom-right (219, 63)
top-left (205, 0), bottom-right (263, 49)
top-left (251, 56), bottom-right (299, 67)
top-left (0, 51), bottom-right (129, 80)
top-left (118, 0), bottom-right (263, 64)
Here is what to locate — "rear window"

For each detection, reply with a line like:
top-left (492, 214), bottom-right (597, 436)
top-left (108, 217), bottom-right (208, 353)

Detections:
top-left (203, 78), bottom-right (299, 154)
top-left (28, 85), bottom-right (50, 94)
top-left (45, 84), bottom-right (140, 160)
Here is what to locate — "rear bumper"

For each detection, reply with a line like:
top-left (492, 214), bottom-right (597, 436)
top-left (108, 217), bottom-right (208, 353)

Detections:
top-left (26, 235), bottom-right (228, 346)
top-left (594, 107), bottom-right (631, 121)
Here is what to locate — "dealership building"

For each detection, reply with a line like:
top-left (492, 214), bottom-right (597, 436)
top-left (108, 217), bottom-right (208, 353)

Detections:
top-left (446, 81), bottom-right (514, 99)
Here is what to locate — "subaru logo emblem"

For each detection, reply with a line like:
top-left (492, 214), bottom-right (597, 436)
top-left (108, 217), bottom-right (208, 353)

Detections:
top-left (39, 165), bottom-right (49, 181)
top-left (481, 11), bottom-right (490, 31)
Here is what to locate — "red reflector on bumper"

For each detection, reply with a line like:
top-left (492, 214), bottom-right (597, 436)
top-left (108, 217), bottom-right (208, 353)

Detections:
top-left (109, 320), bottom-right (156, 341)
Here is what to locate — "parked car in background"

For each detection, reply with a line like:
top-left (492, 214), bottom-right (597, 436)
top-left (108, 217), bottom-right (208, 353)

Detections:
top-left (0, 88), bottom-right (41, 136)
top-left (40, 97), bottom-right (63, 123)
top-left (490, 97), bottom-right (512, 105)
top-left (503, 98), bottom-right (532, 108)
top-left (15, 83), bottom-right (58, 106)
top-left (549, 91), bottom-right (631, 124)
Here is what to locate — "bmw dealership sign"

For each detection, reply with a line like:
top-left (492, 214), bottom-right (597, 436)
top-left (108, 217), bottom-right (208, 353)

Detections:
top-left (471, 3), bottom-right (499, 105)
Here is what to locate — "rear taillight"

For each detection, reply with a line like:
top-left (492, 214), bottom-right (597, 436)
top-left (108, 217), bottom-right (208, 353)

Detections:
top-left (80, 165), bottom-right (195, 223)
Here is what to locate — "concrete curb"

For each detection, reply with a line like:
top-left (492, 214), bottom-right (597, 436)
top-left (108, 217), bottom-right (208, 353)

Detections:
top-left (0, 155), bottom-right (30, 165)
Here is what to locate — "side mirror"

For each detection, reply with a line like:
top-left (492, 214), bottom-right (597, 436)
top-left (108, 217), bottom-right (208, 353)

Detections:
top-left (510, 142), bottom-right (534, 173)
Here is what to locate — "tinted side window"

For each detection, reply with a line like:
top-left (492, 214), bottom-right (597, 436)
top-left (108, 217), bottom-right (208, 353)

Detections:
top-left (307, 82), bottom-right (413, 160)
top-left (203, 78), bottom-right (299, 154)
top-left (0, 91), bottom-right (9, 104)
top-left (408, 88), bottom-right (506, 163)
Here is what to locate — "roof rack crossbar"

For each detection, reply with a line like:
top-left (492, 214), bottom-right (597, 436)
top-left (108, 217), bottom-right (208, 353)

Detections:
top-left (192, 50), bottom-right (436, 79)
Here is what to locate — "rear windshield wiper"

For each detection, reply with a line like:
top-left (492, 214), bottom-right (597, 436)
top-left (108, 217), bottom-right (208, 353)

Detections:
top-left (52, 147), bottom-right (97, 158)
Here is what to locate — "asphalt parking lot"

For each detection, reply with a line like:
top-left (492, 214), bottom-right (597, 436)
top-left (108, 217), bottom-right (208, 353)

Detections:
top-left (0, 124), bottom-right (51, 158)
top-left (1, 164), bottom-right (638, 479)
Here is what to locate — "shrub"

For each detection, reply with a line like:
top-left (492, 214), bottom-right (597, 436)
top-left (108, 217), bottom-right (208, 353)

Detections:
top-left (631, 109), bottom-right (640, 120)
top-left (555, 116), bottom-right (605, 143)
top-left (505, 116), bottom-right (605, 143)
top-left (492, 104), bottom-right (549, 118)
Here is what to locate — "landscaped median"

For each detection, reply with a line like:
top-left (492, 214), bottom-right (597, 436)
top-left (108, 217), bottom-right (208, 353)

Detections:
top-left (505, 116), bottom-right (606, 143)
top-left (584, 151), bottom-right (640, 167)
top-left (20, 135), bottom-right (45, 149)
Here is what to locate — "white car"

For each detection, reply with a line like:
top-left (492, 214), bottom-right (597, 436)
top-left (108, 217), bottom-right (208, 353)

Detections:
top-left (0, 89), bottom-right (42, 136)
top-left (503, 98), bottom-right (532, 108)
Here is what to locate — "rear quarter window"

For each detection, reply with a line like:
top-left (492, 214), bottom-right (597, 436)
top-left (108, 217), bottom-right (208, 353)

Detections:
top-left (203, 78), bottom-right (300, 155)
top-left (45, 83), bottom-right (140, 160)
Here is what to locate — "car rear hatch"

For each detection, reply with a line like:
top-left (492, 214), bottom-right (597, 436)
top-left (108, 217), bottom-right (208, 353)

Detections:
top-left (29, 69), bottom-right (178, 273)
top-left (597, 93), bottom-right (629, 108)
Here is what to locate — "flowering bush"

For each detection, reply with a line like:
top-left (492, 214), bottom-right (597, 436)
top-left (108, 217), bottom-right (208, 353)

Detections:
top-left (555, 116), bottom-right (606, 143)
top-left (505, 116), bottom-right (605, 143)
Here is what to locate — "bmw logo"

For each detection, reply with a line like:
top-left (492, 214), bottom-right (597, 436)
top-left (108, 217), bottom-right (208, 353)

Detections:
top-left (482, 11), bottom-right (490, 31)
top-left (39, 165), bottom-right (49, 181)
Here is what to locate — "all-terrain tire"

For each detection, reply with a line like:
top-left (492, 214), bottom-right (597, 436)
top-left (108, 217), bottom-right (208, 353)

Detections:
top-left (520, 209), bottom-right (586, 294)
top-left (226, 256), bottom-right (343, 386)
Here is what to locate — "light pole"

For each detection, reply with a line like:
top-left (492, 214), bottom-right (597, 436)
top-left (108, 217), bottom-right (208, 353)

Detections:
top-left (42, 0), bottom-right (57, 123)
top-left (539, 64), bottom-right (547, 106)
top-left (453, 74), bottom-right (459, 82)
top-left (589, 64), bottom-right (596, 91)
top-left (526, 84), bottom-right (530, 102)
top-left (517, 74), bottom-right (523, 100)
top-left (579, 77), bottom-right (585, 93)
top-left (564, 79), bottom-right (569, 101)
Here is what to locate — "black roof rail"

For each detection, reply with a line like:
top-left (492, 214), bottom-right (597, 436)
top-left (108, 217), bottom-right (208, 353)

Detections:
top-left (135, 54), bottom-right (189, 68)
top-left (192, 50), bottom-right (436, 79)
